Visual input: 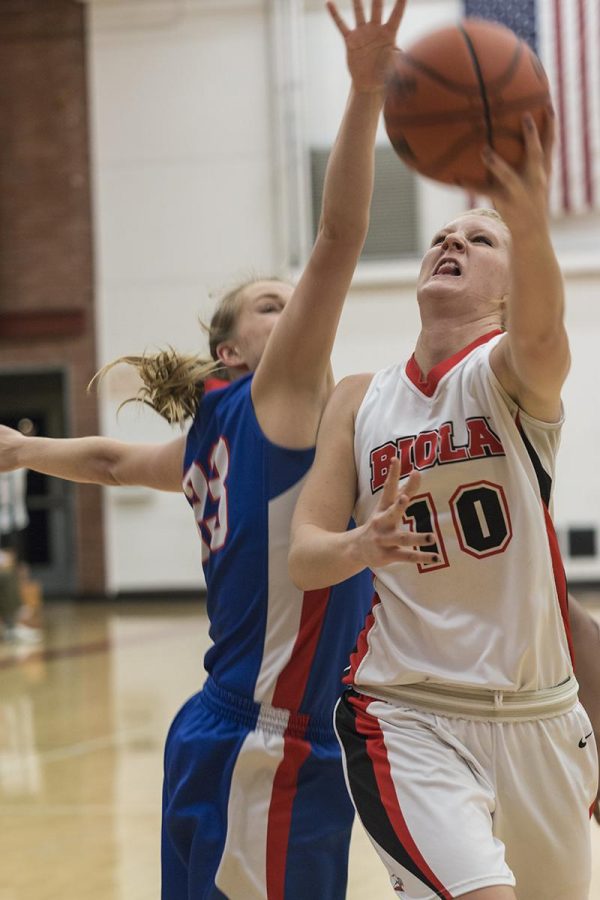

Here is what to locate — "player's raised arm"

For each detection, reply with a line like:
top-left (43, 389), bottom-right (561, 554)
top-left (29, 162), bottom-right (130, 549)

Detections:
top-left (252, 1), bottom-right (408, 447)
top-left (288, 375), bottom-right (437, 590)
top-left (0, 424), bottom-right (186, 493)
top-left (483, 112), bottom-right (570, 423)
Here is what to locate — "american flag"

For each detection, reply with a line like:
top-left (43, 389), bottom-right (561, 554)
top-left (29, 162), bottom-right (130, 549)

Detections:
top-left (465, 0), bottom-right (600, 216)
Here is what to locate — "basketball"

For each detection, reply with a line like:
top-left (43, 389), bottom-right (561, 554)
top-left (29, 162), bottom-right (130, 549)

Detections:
top-left (383, 19), bottom-right (552, 189)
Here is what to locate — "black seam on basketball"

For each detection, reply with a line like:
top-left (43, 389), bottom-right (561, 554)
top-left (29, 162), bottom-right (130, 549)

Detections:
top-left (399, 54), bottom-right (482, 96)
top-left (385, 90), bottom-right (550, 128)
top-left (426, 127), bottom-right (489, 176)
top-left (458, 24), bottom-right (493, 148)
top-left (486, 42), bottom-right (523, 94)
top-left (397, 39), bottom-right (530, 100)
top-left (390, 123), bottom-right (487, 179)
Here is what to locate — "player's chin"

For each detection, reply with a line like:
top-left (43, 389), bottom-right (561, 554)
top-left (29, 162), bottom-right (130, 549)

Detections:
top-left (423, 274), bottom-right (464, 293)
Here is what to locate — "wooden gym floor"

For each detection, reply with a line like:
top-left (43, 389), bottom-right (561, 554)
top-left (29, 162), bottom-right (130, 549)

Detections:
top-left (1, 594), bottom-right (599, 899)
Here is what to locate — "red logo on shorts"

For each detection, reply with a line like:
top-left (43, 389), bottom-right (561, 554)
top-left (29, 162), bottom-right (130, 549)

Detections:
top-left (392, 875), bottom-right (405, 893)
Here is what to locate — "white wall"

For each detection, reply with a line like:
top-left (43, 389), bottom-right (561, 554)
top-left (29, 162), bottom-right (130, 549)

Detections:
top-left (88, 0), bottom-right (279, 592)
top-left (87, 0), bottom-right (600, 591)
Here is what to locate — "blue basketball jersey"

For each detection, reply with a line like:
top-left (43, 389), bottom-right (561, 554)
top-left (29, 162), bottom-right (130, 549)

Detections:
top-left (183, 375), bottom-right (372, 721)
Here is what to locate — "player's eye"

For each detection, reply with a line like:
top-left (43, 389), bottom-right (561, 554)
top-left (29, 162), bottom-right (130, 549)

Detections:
top-left (431, 234), bottom-right (446, 246)
top-left (472, 234), bottom-right (493, 246)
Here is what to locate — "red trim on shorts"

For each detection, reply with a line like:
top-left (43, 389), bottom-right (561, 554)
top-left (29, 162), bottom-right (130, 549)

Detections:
top-left (344, 592), bottom-right (380, 685)
top-left (351, 693), bottom-right (452, 899)
top-left (405, 329), bottom-right (503, 397)
top-left (264, 588), bottom-right (332, 893)
top-left (266, 733), bottom-right (312, 899)
top-left (266, 588), bottom-right (331, 900)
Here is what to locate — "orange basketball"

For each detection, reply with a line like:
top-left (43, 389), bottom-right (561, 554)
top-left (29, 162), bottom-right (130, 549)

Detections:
top-left (383, 18), bottom-right (552, 189)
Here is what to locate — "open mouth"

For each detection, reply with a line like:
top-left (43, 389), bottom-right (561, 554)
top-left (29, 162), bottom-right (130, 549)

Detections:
top-left (433, 258), bottom-right (462, 277)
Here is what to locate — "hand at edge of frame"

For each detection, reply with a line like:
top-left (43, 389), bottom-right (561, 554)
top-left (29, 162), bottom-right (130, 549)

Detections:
top-left (326, 0), bottom-right (407, 93)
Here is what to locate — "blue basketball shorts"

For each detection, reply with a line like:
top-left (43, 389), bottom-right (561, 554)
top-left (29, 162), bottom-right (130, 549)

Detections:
top-left (161, 676), bottom-right (355, 900)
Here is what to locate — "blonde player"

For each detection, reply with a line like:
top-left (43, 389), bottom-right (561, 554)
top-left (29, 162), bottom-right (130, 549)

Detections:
top-left (289, 111), bottom-right (599, 898)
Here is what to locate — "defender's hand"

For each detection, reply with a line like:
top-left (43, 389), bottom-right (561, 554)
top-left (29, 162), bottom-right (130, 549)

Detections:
top-left (327, 0), bottom-right (407, 93)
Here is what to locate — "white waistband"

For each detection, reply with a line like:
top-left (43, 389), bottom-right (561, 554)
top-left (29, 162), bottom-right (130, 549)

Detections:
top-left (359, 676), bottom-right (579, 722)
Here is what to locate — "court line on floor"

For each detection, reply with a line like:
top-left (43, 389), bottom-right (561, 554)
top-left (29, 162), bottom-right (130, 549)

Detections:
top-left (0, 726), bottom-right (160, 768)
top-left (0, 620), bottom-right (204, 671)
top-left (0, 803), bottom-right (157, 816)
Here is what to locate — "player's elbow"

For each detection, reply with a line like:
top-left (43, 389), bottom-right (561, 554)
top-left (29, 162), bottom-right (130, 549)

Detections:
top-left (103, 446), bottom-right (136, 487)
top-left (288, 527), bottom-right (329, 591)
top-left (288, 544), bottom-right (311, 592)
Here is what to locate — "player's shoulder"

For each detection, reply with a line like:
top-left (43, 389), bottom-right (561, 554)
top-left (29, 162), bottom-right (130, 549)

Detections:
top-left (333, 373), bottom-right (374, 406)
top-left (321, 374), bottom-right (375, 427)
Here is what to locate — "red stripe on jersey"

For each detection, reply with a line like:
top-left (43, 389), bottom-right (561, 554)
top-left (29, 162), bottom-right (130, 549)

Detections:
top-left (271, 588), bottom-right (331, 711)
top-left (204, 376), bottom-right (230, 393)
top-left (351, 693), bottom-right (452, 899)
top-left (542, 503), bottom-right (574, 666)
top-left (405, 329), bottom-right (503, 397)
top-left (590, 800), bottom-right (597, 820)
top-left (344, 592), bottom-right (380, 686)
top-left (266, 733), bottom-right (312, 899)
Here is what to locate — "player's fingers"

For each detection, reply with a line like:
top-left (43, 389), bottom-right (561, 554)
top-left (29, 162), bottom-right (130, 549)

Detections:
top-left (379, 456), bottom-right (401, 509)
top-left (381, 546), bottom-right (440, 566)
top-left (396, 470), bottom-right (421, 509)
top-left (376, 526), bottom-right (434, 549)
top-left (522, 113), bottom-right (544, 169)
top-left (481, 146), bottom-right (519, 192)
top-left (386, 0), bottom-right (408, 33)
top-left (352, 0), bottom-right (367, 27)
top-left (325, 2), bottom-right (350, 37)
top-left (400, 530), bottom-right (436, 548)
top-left (370, 0), bottom-right (383, 25)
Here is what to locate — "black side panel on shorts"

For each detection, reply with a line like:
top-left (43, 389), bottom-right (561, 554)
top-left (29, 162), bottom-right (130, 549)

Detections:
top-left (335, 692), bottom-right (447, 898)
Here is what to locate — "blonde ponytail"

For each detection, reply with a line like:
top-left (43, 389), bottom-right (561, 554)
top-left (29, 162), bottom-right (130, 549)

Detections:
top-left (90, 275), bottom-right (283, 426)
top-left (90, 348), bottom-right (222, 427)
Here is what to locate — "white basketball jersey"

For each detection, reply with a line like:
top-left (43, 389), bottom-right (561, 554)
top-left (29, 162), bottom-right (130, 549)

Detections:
top-left (351, 330), bottom-right (573, 693)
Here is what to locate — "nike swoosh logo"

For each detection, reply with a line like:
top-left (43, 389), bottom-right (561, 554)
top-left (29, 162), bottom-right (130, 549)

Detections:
top-left (579, 731), bottom-right (593, 748)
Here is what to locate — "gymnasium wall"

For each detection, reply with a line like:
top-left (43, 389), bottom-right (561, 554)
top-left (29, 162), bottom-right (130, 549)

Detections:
top-left (0, 0), bottom-right (105, 595)
top-left (86, 0), bottom-right (600, 593)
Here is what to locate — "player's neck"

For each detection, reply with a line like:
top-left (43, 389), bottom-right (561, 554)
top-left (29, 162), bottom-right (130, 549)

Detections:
top-left (414, 317), bottom-right (500, 377)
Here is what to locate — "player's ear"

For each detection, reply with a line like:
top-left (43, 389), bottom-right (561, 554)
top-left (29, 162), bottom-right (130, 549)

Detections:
top-left (216, 340), bottom-right (244, 369)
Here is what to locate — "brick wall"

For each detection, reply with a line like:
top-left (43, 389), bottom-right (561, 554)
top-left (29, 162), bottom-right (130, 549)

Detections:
top-left (0, 0), bottom-right (105, 595)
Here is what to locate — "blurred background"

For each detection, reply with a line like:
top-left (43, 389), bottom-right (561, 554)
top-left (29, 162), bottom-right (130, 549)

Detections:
top-left (1, 3), bottom-right (599, 898)
top-left (0, 0), bottom-right (598, 601)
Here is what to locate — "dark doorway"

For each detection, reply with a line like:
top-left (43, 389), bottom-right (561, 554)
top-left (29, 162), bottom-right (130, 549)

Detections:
top-left (0, 369), bottom-right (75, 595)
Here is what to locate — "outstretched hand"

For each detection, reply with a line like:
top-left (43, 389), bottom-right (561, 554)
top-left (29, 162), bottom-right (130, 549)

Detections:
top-left (327, 0), bottom-right (407, 93)
top-left (354, 458), bottom-right (439, 568)
top-left (0, 425), bottom-right (25, 472)
top-left (479, 109), bottom-right (555, 232)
